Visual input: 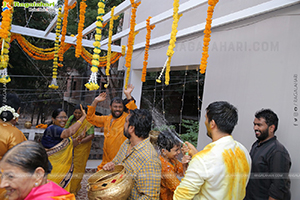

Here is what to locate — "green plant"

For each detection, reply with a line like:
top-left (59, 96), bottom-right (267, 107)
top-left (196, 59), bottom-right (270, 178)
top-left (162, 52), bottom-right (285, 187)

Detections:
top-left (180, 119), bottom-right (199, 147)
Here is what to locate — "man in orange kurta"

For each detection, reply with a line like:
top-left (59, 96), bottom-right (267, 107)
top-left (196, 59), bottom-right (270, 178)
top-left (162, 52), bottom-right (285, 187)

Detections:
top-left (86, 84), bottom-right (137, 171)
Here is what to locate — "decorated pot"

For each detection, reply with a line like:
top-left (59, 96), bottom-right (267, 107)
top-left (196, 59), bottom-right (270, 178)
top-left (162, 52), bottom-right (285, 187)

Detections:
top-left (87, 165), bottom-right (133, 200)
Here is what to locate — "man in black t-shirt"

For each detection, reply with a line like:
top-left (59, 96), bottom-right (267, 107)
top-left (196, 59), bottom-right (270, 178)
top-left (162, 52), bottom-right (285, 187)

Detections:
top-left (245, 109), bottom-right (291, 200)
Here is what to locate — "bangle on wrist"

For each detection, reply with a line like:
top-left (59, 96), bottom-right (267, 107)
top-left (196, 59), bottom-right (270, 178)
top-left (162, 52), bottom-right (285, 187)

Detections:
top-left (77, 120), bottom-right (82, 125)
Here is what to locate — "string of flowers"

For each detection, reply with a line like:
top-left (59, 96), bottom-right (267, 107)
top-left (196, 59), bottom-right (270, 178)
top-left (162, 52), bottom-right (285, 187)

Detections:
top-left (75, 0), bottom-right (87, 58)
top-left (81, 47), bottom-right (122, 67)
top-left (199, 0), bottom-right (219, 74)
top-left (157, 0), bottom-right (182, 85)
top-left (58, 0), bottom-right (76, 66)
top-left (121, 45), bottom-right (126, 56)
top-left (85, 0), bottom-right (105, 91)
top-left (124, 0), bottom-right (141, 89)
top-left (104, 6), bottom-right (119, 88)
top-left (49, 7), bottom-right (63, 89)
top-left (0, 0), bottom-right (14, 84)
top-left (0, 0), bottom-right (14, 39)
top-left (141, 16), bottom-right (155, 82)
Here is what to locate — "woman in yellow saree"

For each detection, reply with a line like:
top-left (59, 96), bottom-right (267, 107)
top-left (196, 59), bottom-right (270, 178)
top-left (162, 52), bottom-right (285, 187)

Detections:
top-left (65, 105), bottom-right (94, 195)
top-left (41, 105), bottom-right (86, 192)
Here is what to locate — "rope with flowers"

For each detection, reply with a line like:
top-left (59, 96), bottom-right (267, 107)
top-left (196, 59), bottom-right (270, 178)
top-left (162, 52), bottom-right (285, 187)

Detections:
top-left (104, 6), bottom-right (119, 88)
top-left (1, 33), bottom-right (123, 65)
top-left (124, 0), bottom-right (141, 89)
top-left (0, 0), bottom-right (14, 84)
top-left (0, 0), bottom-right (14, 39)
top-left (58, 0), bottom-right (77, 66)
top-left (75, 0), bottom-right (87, 58)
top-left (199, 0), bottom-right (219, 74)
top-left (81, 47), bottom-right (122, 67)
top-left (141, 16), bottom-right (155, 82)
top-left (49, 7), bottom-right (63, 90)
top-left (85, 0), bottom-right (105, 91)
top-left (156, 0), bottom-right (182, 85)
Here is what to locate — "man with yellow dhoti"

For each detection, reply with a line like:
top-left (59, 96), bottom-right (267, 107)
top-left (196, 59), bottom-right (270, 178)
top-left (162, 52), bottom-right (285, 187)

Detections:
top-left (41, 105), bottom-right (87, 192)
top-left (86, 84), bottom-right (137, 171)
top-left (65, 105), bottom-right (94, 195)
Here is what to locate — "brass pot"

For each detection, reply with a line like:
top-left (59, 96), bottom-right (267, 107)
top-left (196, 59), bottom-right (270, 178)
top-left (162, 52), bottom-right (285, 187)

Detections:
top-left (87, 165), bottom-right (133, 200)
top-left (24, 121), bottom-right (32, 129)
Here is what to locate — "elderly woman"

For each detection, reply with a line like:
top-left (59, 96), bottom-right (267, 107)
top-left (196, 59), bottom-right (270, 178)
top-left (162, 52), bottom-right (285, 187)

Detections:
top-left (41, 105), bottom-right (86, 192)
top-left (0, 141), bottom-right (75, 200)
top-left (65, 105), bottom-right (94, 195)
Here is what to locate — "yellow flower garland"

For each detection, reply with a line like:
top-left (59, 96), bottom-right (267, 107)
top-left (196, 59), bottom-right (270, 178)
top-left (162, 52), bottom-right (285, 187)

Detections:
top-left (199, 0), bottom-right (219, 74)
top-left (58, 0), bottom-right (77, 65)
top-left (141, 16), bottom-right (155, 82)
top-left (124, 0), bottom-right (141, 89)
top-left (49, 7), bottom-right (63, 90)
top-left (75, 0), bottom-right (87, 58)
top-left (104, 6), bottom-right (119, 88)
top-left (85, 0), bottom-right (105, 91)
top-left (161, 0), bottom-right (182, 85)
top-left (0, 0), bottom-right (14, 83)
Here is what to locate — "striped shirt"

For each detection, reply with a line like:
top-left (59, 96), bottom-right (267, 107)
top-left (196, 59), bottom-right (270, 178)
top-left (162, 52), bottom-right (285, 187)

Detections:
top-left (113, 137), bottom-right (161, 200)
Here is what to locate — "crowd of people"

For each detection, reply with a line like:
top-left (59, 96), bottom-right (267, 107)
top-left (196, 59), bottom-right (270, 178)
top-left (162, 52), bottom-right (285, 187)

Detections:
top-left (0, 88), bottom-right (292, 200)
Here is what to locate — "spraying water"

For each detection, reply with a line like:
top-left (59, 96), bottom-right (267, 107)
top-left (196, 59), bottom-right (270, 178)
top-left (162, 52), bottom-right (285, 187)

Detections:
top-left (143, 98), bottom-right (184, 144)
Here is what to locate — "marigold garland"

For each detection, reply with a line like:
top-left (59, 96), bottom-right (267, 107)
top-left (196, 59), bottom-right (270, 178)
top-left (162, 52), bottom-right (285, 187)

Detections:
top-left (58, 0), bottom-right (76, 66)
top-left (75, 0), bottom-right (87, 58)
top-left (157, 0), bottom-right (182, 85)
top-left (199, 0), bottom-right (219, 74)
top-left (85, 0), bottom-right (105, 91)
top-left (49, 7), bottom-right (63, 90)
top-left (104, 6), bottom-right (119, 88)
top-left (0, 0), bottom-right (14, 39)
top-left (141, 16), bottom-right (155, 82)
top-left (124, 0), bottom-right (141, 89)
top-left (121, 45), bottom-right (126, 56)
top-left (0, 0), bottom-right (14, 83)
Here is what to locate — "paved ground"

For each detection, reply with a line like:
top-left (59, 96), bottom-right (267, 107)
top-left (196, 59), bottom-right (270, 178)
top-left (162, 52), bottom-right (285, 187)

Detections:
top-left (75, 168), bottom-right (97, 200)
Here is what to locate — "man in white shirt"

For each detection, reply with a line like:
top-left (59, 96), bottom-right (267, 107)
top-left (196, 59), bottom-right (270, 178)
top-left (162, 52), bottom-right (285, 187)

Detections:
top-left (174, 101), bottom-right (251, 200)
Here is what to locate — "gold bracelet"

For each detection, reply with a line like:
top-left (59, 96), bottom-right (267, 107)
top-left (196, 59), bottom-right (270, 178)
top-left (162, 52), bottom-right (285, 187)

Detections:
top-left (77, 120), bottom-right (82, 125)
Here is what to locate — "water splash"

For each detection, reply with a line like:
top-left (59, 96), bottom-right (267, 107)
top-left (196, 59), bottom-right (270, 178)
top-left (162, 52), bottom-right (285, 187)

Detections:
top-left (142, 97), bottom-right (184, 144)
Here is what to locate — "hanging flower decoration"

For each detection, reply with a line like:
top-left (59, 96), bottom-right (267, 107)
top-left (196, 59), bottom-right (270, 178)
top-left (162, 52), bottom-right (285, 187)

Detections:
top-left (104, 6), bottom-right (119, 88)
top-left (199, 0), bottom-right (219, 74)
top-left (49, 7), bottom-right (63, 90)
top-left (85, 0), bottom-right (105, 91)
top-left (58, 0), bottom-right (77, 66)
top-left (141, 16), bottom-right (155, 82)
top-left (0, 0), bottom-right (14, 84)
top-left (124, 0), bottom-right (141, 89)
top-left (157, 0), bottom-right (182, 85)
top-left (0, 0), bottom-right (14, 39)
top-left (75, 0), bottom-right (87, 58)
top-left (121, 45), bottom-right (126, 56)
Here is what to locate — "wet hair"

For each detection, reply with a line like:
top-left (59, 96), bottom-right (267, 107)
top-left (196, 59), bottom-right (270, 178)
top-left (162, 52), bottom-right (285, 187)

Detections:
top-left (2, 141), bottom-right (52, 176)
top-left (52, 108), bottom-right (65, 119)
top-left (0, 93), bottom-right (21, 122)
top-left (157, 130), bottom-right (181, 152)
top-left (255, 109), bottom-right (279, 132)
top-left (206, 101), bottom-right (238, 134)
top-left (128, 109), bottom-right (152, 139)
